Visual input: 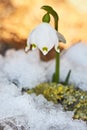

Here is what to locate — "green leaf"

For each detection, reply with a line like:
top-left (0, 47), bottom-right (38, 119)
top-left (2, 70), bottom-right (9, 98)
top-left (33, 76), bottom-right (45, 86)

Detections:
top-left (64, 70), bottom-right (71, 85)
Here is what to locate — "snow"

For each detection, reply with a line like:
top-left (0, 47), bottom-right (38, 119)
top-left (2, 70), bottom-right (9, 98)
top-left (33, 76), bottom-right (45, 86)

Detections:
top-left (47, 42), bottom-right (87, 90)
top-left (0, 42), bottom-right (87, 129)
top-left (4, 49), bottom-right (47, 89)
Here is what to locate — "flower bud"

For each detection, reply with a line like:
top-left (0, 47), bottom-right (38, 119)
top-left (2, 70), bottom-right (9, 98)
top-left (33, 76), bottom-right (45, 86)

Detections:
top-left (42, 13), bottom-right (50, 23)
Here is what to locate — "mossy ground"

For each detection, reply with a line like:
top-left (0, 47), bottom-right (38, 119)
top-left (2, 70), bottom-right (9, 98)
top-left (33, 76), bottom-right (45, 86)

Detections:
top-left (26, 83), bottom-right (87, 121)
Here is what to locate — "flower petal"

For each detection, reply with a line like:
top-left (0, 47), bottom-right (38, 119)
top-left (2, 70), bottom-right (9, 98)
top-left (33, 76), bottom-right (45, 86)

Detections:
top-left (25, 45), bottom-right (30, 52)
top-left (57, 32), bottom-right (66, 43)
top-left (26, 23), bottom-right (60, 55)
top-left (55, 44), bottom-right (60, 53)
top-left (42, 50), bottom-right (48, 55)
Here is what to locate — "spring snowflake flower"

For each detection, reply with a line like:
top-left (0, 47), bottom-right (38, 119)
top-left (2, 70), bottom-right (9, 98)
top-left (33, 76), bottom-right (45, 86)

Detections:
top-left (25, 23), bottom-right (65, 55)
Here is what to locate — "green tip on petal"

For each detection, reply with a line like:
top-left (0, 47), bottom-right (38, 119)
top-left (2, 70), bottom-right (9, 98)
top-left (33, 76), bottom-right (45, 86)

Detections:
top-left (42, 47), bottom-right (48, 51)
top-left (55, 45), bottom-right (60, 53)
top-left (32, 43), bottom-right (37, 50)
top-left (42, 47), bottom-right (48, 55)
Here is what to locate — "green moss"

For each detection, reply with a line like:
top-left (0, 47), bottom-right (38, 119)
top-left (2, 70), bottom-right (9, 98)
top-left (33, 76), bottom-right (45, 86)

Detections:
top-left (26, 83), bottom-right (87, 121)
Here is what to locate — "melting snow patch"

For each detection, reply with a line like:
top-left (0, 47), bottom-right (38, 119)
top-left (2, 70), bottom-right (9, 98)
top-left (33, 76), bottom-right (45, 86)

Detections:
top-left (60, 42), bottom-right (87, 90)
top-left (0, 42), bottom-right (87, 129)
top-left (47, 42), bottom-right (87, 90)
top-left (4, 49), bottom-right (47, 89)
top-left (0, 92), bottom-right (86, 130)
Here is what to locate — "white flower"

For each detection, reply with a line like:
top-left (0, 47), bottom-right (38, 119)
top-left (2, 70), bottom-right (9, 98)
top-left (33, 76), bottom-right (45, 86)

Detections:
top-left (25, 23), bottom-right (66, 55)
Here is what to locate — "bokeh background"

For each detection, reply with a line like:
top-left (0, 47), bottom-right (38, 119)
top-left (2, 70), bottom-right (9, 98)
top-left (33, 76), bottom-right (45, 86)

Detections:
top-left (0, 0), bottom-right (87, 53)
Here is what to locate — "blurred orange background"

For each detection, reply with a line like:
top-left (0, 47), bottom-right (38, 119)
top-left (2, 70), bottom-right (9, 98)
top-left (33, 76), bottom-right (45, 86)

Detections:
top-left (0, 0), bottom-right (87, 49)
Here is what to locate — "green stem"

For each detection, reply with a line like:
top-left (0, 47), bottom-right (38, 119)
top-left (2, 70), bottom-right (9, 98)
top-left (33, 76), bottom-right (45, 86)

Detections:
top-left (54, 11), bottom-right (60, 83)
top-left (55, 51), bottom-right (60, 83)
top-left (51, 7), bottom-right (60, 83)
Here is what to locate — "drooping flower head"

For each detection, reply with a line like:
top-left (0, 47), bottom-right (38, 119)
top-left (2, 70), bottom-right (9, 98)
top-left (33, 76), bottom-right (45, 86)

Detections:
top-left (25, 5), bottom-right (67, 83)
top-left (25, 23), bottom-right (59, 55)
